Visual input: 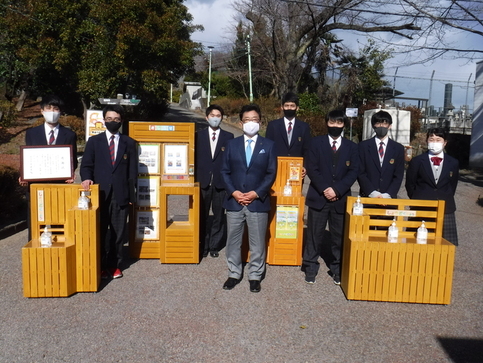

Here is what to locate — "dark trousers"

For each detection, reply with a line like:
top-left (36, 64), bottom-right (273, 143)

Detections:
top-left (443, 213), bottom-right (458, 246)
top-left (200, 185), bottom-right (226, 253)
top-left (303, 204), bottom-right (344, 278)
top-left (100, 191), bottom-right (128, 270)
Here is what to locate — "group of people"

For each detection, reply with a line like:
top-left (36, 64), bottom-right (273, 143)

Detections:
top-left (22, 93), bottom-right (459, 292)
top-left (198, 92), bottom-right (459, 292)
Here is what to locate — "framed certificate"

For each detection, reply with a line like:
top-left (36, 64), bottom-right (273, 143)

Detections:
top-left (138, 143), bottom-right (160, 175)
top-left (135, 210), bottom-right (159, 240)
top-left (20, 145), bottom-right (74, 182)
top-left (162, 143), bottom-right (189, 180)
top-left (137, 176), bottom-right (160, 208)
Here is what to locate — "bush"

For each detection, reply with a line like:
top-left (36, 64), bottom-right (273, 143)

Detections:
top-left (0, 100), bottom-right (17, 128)
top-left (0, 165), bottom-right (27, 221)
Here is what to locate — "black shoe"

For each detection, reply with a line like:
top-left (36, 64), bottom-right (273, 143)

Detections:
top-left (305, 275), bottom-right (316, 284)
top-left (202, 251), bottom-right (208, 258)
top-left (333, 275), bottom-right (341, 285)
top-left (249, 280), bottom-right (261, 293)
top-left (223, 277), bottom-right (240, 290)
top-left (210, 251), bottom-right (219, 258)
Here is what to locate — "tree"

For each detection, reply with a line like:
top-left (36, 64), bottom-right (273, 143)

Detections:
top-left (233, 0), bottom-right (421, 98)
top-left (333, 39), bottom-right (392, 108)
top-left (232, 0), bottom-right (482, 99)
top-left (0, 0), bottom-right (202, 116)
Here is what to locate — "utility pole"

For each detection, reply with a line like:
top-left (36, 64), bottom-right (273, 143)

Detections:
top-left (428, 70), bottom-right (435, 129)
top-left (207, 46), bottom-right (214, 107)
top-left (246, 35), bottom-right (254, 103)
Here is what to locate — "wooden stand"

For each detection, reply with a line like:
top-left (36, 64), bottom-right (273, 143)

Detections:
top-left (129, 121), bottom-right (200, 263)
top-left (266, 157), bottom-right (305, 266)
top-left (341, 196), bottom-right (455, 304)
top-left (22, 184), bottom-right (100, 297)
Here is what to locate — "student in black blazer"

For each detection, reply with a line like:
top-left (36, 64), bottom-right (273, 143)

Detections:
top-left (358, 111), bottom-right (405, 199)
top-left (195, 104), bottom-right (234, 258)
top-left (20, 95), bottom-right (78, 241)
top-left (303, 110), bottom-right (360, 285)
top-left (406, 128), bottom-right (459, 245)
top-left (81, 105), bottom-right (138, 279)
top-left (265, 92), bottom-right (311, 176)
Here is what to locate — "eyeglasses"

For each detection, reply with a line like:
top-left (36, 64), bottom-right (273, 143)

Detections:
top-left (105, 117), bottom-right (122, 123)
top-left (242, 118), bottom-right (260, 123)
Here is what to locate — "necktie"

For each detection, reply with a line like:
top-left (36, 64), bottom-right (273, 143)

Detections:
top-left (332, 140), bottom-right (337, 153)
top-left (246, 139), bottom-right (253, 166)
top-left (431, 157), bottom-right (442, 166)
top-left (287, 122), bottom-right (292, 143)
top-left (109, 135), bottom-right (116, 165)
top-left (49, 130), bottom-right (55, 145)
top-left (379, 142), bottom-right (384, 159)
top-left (212, 132), bottom-right (216, 142)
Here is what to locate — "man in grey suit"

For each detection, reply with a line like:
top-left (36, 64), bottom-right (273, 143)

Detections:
top-left (220, 104), bottom-right (277, 293)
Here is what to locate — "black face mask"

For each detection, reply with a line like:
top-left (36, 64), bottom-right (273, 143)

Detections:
top-left (105, 121), bottom-right (122, 133)
top-left (327, 126), bottom-right (343, 138)
top-left (374, 126), bottom-right (389, 138)
top-left (283, 109), bottom-right (296, 119)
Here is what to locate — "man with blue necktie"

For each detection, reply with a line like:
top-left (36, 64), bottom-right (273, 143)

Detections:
top-left (220, 104), bottom-right (277, 293)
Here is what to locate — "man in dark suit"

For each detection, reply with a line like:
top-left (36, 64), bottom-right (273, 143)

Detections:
top-left (81, 104), bottom-right (138, 279)
top-left (195, 104), bottom-right (234, 258)
top-left (406, 128), bottom-right (459, 245)
top-left (220, 104), bottom-right (277, 293)
top-left (22, 95), bottom-right (78, 181)
top-left (265, 92), bottom-right (311, 177)
top-left (303, 110), bottom-right (359, 285)
top-left (358, 110), bottom-right (405, 199)
top-left (20, 95), bottom-right (78, 241)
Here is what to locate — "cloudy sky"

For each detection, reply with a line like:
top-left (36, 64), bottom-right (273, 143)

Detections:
top-left (185, 0), bottom-right (479, 113)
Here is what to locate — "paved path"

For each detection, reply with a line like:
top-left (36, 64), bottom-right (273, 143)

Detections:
top-left (1, 106), bottom-right (482, 363)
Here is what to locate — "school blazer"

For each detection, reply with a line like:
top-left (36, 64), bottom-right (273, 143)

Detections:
top-left (26, 124), bottom-right (78, 170)
top-left (80, 132), bottom-right (138, 207)
top-left (195, 127), bottom-right (234, 189)
top-left (265, 118), bottom-right (311, 158)
top-left (358, 137), bottom-right (405, 198)
top-left (305, 135), bottom-right (360, 214)
top-left (405, 152), bottom-right (459, 213)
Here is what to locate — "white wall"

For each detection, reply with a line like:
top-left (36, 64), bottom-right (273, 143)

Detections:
top-left (363, 109), bottom-right (411, 146)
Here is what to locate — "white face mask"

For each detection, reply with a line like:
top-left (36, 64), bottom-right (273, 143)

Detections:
top-left (243, 121), bottom-right (260, 137)
top-left (43, 111), bottom-right (61, 124)
top-left (207, 117), bottom-right (221, 128)
top-left (428, 142), bottom-right (444, 155)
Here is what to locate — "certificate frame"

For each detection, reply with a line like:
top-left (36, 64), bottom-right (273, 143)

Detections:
top-left (162, 143), bottom-right (189, 180)
top-left (20, 145), bottom-right (74, 182)
top-left (138, 143), bottom-right (161, 175)
top-left (135, 209), bottom-right (159, 241)
top-left (137, 176), bottom-right (160, 208)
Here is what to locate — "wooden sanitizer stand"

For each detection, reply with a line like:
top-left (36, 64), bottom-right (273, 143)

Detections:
top-left (129, 122), bottom-right (199, 263)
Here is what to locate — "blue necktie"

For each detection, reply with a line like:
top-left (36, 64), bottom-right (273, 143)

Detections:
top-left (246, 139), bottom-right (253, 166)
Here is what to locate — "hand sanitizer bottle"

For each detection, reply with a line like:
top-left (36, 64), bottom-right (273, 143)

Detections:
top-left (40, 225), bottom-right (52, 247)
top-left (283, 180), bottom-right (292, 196)
top-left (416, 220), bottom-right (428, 244)
top-left (353, 196), bottom-right (363, 215)
top-left (78, 191), bottom-right (90, 210)
top-left (388, 219), bottom-right (398, 243)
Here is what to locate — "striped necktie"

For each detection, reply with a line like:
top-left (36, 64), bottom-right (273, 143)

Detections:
top-left (49, 130), bottom-right (55, 145)
top-left (109, 135), bottom-right (116, 165)
top-left (332, 141), bottom-right (337, 153)
top-left (379, 142), bottom-right (384, 159)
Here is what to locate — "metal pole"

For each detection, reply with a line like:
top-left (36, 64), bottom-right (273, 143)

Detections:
top-left (246, 35), bottom-right (254, 103)
top-left (393, 67), bottom-right (398, 107)
top-left (207, 46), bottom-right (214, 107)
top-left (427, 70), bottom-right (435, 129)
top-left (464, 73), bottom-right (472, 134)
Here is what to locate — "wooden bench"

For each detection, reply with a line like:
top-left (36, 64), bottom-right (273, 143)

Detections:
top-left (341, 196), bottom-right (455, 304)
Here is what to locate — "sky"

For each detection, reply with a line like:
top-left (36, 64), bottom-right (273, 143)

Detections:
top-left (185, 0), bottom-right (479, 113)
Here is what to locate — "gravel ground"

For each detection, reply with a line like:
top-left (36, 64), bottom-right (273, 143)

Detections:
top-left (1, 105), bottom-right (482, 363)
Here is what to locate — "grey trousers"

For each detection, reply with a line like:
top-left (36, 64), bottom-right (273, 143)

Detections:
top-left (225, 207), bottom-right (268, 281)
